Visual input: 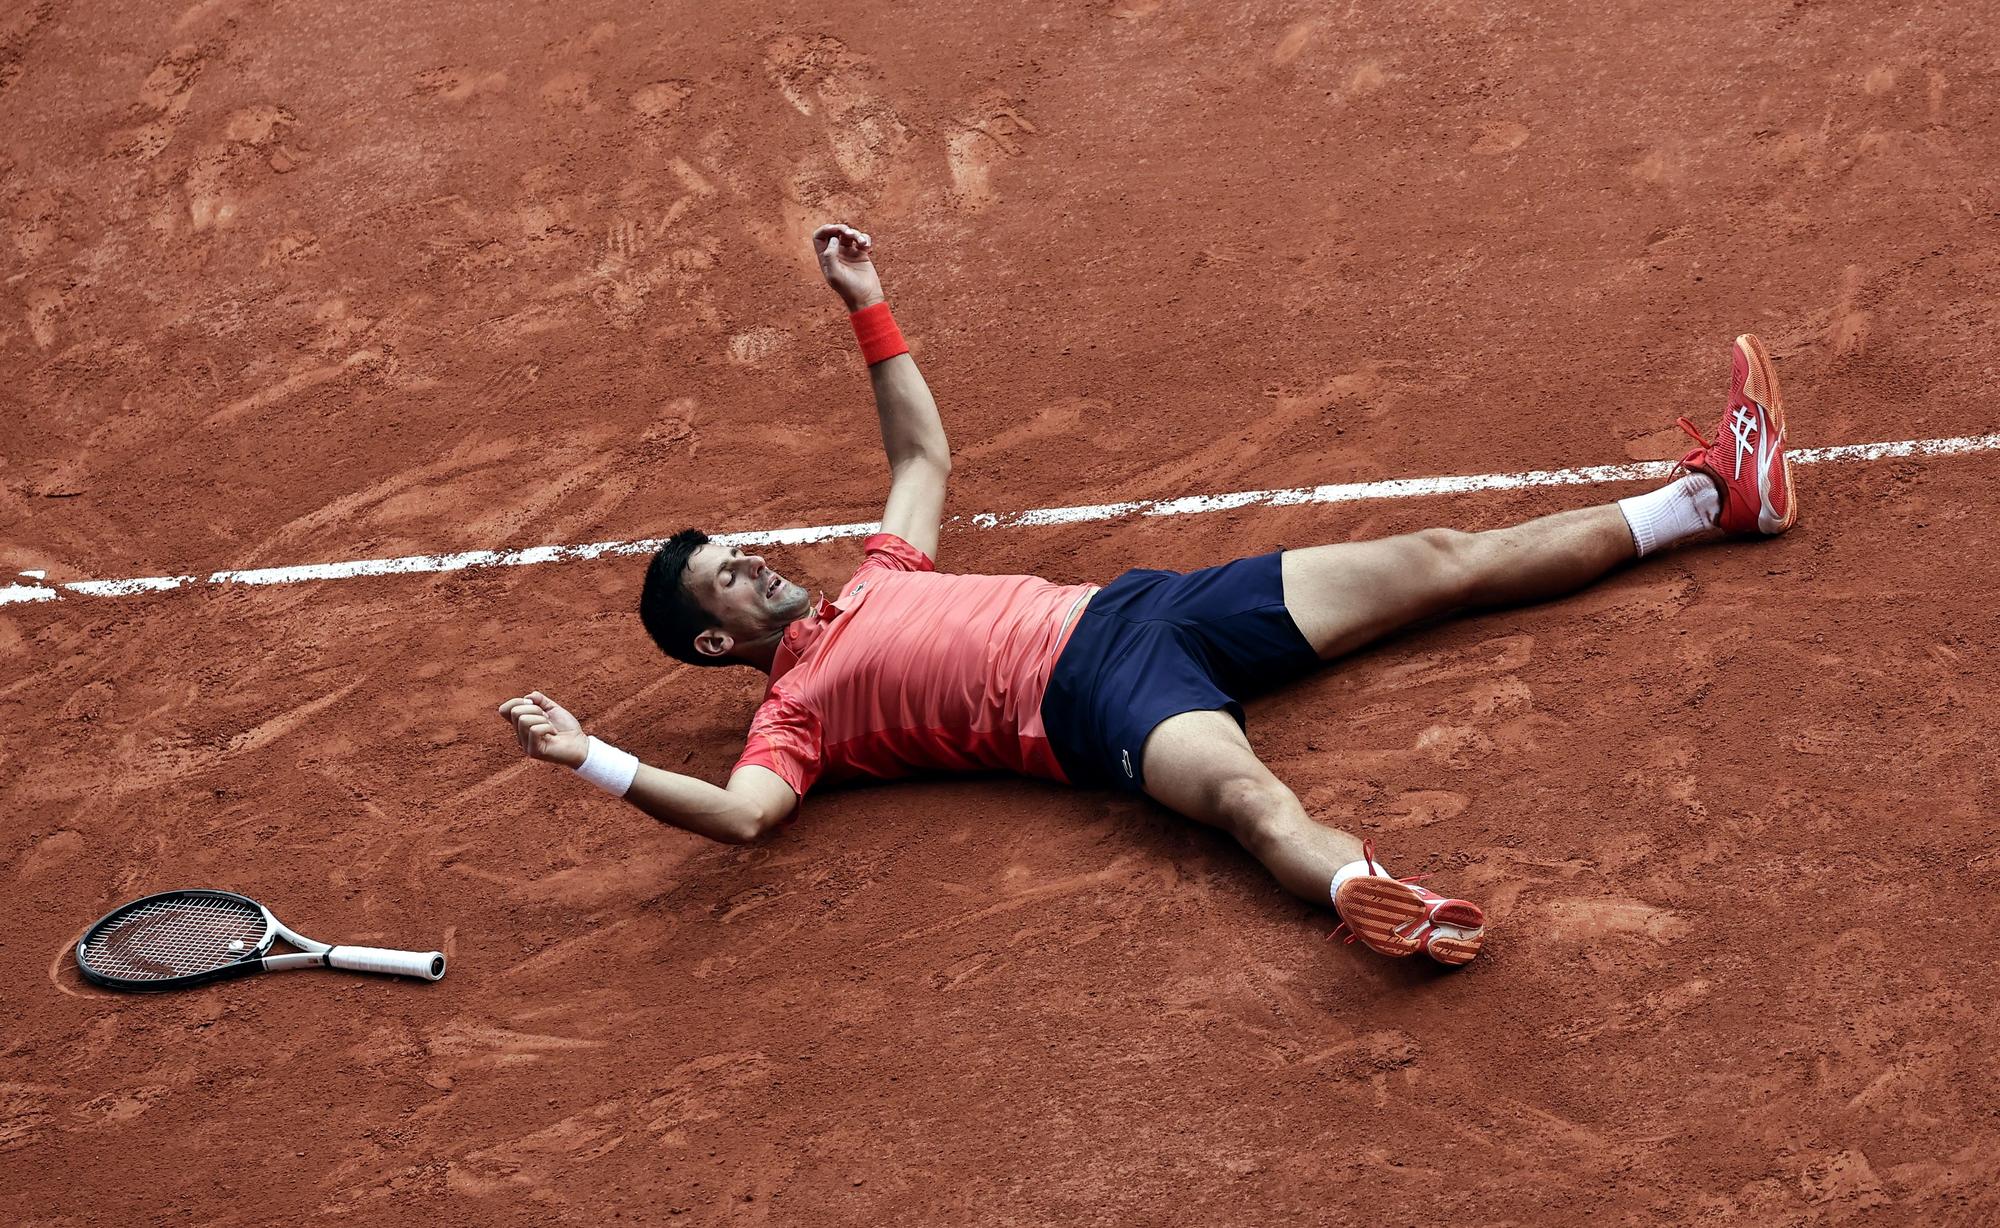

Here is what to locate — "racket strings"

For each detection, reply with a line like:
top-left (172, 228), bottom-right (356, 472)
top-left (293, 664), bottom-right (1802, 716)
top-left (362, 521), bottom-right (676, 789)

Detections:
top-left (80, 896), bottom-right (267, 981)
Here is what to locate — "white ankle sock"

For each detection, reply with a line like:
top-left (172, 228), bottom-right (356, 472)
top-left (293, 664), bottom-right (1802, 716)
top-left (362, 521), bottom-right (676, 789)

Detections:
top-left (1618, 474), bottom-right (1720, 557)
top-left (1330, 857), bottom-right (1391, 902)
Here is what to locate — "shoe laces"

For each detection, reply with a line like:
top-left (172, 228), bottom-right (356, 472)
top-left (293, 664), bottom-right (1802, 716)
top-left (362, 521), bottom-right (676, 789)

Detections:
top-left (1669, 416), bottom-right (1715, 474)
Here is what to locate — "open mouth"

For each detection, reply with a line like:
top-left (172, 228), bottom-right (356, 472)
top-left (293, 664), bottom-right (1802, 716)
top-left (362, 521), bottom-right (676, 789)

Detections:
top-left (765, 574), bottom-right (781, 599)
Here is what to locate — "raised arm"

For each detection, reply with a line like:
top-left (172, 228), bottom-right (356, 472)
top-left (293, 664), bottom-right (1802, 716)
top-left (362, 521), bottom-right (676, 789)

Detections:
top-left (813, 223), bottom-right (949, 561)
top-left (497, 693), bottom-right (797, 844)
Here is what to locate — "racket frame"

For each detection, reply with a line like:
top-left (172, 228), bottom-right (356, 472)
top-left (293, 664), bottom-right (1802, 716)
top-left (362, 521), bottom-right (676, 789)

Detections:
top-left (75, 888), bottom-right (445, 990)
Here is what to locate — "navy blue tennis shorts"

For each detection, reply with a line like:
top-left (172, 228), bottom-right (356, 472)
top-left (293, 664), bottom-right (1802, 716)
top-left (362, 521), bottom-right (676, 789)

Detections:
top-left (1041, 550), bottom-right (1320, 792)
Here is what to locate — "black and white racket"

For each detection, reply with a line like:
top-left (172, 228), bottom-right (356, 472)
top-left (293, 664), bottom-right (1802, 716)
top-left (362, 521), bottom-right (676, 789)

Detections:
top-left (75, 889), bottom-right (446, 991)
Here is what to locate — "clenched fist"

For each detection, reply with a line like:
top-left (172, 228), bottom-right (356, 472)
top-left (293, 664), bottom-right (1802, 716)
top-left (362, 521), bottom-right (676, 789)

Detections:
top-left (496, 691), bottom-right (589, 768)
top-left (813, 222), bottom-right (884, 311)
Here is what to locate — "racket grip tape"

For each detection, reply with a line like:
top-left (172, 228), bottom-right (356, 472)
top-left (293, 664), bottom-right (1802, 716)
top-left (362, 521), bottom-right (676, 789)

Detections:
top-left (325, 945), bottom-right (447, 981)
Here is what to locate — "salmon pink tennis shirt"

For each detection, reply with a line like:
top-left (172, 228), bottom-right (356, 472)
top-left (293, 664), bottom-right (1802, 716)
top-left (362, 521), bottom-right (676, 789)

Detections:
top-left (733, 533), bottom-right (1096, 800)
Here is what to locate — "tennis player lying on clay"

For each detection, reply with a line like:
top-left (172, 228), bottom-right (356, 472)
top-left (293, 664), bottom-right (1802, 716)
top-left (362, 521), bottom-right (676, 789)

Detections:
top-left (498, 222), bottom-right (1799, 967)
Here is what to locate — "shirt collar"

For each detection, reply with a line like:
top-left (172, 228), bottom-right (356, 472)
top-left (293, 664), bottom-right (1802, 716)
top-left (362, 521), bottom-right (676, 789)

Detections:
top-left (768, 576), bottom-right (880, 684)
top-left (769, 592), bottom-right (844, 684)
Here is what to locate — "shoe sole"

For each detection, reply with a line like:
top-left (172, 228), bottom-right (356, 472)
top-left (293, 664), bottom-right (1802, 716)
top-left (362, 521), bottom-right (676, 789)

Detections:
top-left (1333, 877), bottom-right (1426, 958)
top-left (1425, 928), bottom-right (1485, 966)
top-left (1427, 899), bottom-right (1485, 929)
top-left (1736, 333), bottom-right (1799, 533)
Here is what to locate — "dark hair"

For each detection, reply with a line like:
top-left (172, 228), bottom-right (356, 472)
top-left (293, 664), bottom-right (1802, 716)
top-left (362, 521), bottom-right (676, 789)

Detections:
top-left (639, 528), bottom-right (733, 667)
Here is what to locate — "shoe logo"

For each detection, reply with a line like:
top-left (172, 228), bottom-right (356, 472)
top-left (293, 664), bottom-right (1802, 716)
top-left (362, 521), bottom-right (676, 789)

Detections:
top-left (1756, 420), bottom-right (1787, 530)
top-left (1728, 406), bottom-right (1759, 479)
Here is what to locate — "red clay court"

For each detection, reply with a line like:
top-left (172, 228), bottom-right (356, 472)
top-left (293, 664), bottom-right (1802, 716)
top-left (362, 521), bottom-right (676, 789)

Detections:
top-left (5, 0), bottom-right (1999, 1223)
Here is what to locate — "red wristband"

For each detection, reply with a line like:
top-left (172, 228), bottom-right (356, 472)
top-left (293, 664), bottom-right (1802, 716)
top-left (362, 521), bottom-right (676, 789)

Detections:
top-left (849, 302), bottom-right (908, 366)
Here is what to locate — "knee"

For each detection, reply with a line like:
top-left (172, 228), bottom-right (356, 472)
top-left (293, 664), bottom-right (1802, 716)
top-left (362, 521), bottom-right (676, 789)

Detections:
top-left (1208, 774), bottom-right (1300, 852)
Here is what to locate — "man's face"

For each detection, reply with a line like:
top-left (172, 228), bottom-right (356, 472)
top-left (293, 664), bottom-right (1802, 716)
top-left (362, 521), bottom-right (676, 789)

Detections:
top-left (687, 543), bottom-right (811, 656)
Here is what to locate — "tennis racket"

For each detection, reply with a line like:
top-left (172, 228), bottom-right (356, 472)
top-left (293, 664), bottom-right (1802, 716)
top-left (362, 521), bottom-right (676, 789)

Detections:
top-left (75, 888), bottom-right (446, 990)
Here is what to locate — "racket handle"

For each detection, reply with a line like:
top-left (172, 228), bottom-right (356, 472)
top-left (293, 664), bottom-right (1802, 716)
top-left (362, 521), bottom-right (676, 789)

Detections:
top-left (325, 945), bottom-right (447, 981)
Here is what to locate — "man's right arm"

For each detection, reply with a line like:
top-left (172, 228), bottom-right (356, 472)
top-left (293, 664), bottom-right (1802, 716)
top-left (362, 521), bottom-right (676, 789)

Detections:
top-left (497, 692), bottom-right (798, 844)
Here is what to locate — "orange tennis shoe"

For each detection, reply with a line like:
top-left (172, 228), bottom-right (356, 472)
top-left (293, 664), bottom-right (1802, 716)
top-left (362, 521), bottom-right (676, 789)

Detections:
top-left (1675, 333), bottom-right (1798, 535)
top-left (1331, 844), bottom-right (1486, 965)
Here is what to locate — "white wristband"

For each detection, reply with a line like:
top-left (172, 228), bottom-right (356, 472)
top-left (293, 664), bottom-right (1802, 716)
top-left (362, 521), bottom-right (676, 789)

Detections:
top-left (574, 736), bottom-right (640, 797)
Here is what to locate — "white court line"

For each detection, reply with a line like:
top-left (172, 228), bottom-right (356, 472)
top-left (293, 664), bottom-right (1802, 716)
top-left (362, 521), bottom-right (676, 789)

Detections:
top-left (4, 431), bottom-right (1997, 609)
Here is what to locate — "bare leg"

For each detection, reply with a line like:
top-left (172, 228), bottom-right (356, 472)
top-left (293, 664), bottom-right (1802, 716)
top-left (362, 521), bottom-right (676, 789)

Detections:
top-left (1284, 503), bottom-right (1638, 660)
top-left (1136, 505), bottom-right (1643, 901)
top-left (1139, 709), bottom-right (1358, 906)
top-left (1137, 503), bottom-right (1647, 939)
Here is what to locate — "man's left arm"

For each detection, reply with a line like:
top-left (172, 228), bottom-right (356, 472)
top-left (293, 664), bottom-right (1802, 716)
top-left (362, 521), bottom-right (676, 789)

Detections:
top-left (814, 223), bottom-right (949, 561)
